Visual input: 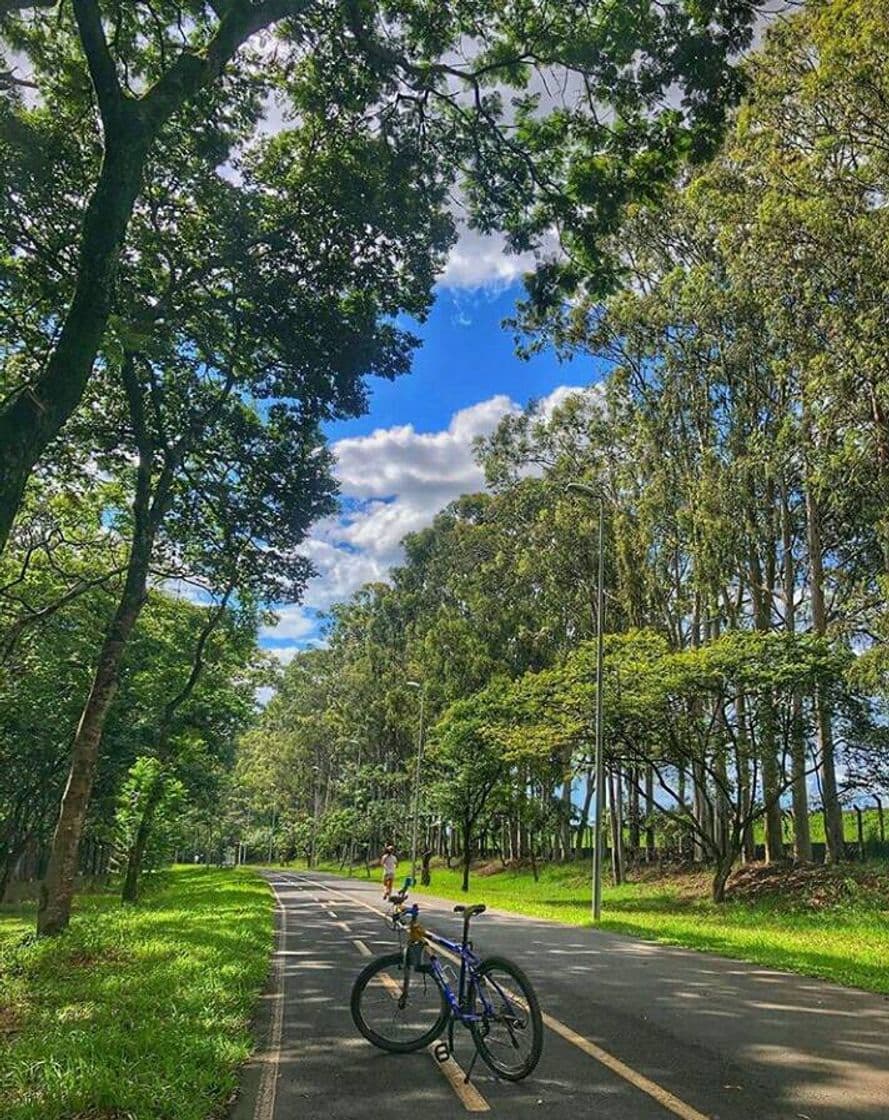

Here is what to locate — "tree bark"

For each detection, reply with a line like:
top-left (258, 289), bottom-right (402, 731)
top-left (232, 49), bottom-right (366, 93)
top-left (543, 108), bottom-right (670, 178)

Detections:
top-left (121, 777), bottom-right (164, 903)
top-left (461, 821), bottom-right (471, 893)
top-left (711, 842), bottom-right (739, 904)
top-left (37, 370), bottom-right (157, 936)
top-left (0, 119), bottom-right (148, 553)
top-left (608, 768), bottom-right (624, 885)
top-left (627, 767), bottom-right (640, 854)
top-left (804, 481), bottom-right (844, 862)
top-left (760, 697), bottom-right (785, 864)
top-left (644, 765), bottom-right (655, 861)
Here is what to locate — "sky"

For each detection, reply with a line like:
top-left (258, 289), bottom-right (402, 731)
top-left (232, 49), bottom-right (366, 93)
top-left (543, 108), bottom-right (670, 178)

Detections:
top-left (260, 232), bottom-right (608, 664)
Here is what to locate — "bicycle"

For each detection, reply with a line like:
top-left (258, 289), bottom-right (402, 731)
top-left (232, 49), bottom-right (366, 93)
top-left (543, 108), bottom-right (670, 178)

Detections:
top-left (350, 877), bottom-right (543, 1082)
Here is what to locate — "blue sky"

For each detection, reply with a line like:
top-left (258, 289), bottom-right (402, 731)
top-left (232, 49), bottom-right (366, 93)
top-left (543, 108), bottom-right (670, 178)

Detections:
top-left (327, 285), bottom-right (588, 441)
top-left (262, 273), bottom-right (607, 662)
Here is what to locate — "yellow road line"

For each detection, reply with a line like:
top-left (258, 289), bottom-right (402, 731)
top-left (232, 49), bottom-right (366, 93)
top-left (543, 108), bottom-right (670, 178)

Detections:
top-left (542, 1013), bottom-right (711, 1120)
top-left (374, 971), bottom-right (489, 1113)
top-left (430, 1042), bottom-right (490, 1112)
top-left (293, 873), bottom-right (714, 1120)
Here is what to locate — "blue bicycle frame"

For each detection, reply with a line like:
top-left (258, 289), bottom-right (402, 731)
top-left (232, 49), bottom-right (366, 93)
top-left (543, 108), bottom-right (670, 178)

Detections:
top-left (394, 892), bottom-right (499, 1024)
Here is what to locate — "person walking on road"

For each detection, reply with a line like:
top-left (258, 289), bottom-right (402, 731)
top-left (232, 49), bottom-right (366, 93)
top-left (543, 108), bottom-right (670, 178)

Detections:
top-left (380, 844), bottom-right (397, 900)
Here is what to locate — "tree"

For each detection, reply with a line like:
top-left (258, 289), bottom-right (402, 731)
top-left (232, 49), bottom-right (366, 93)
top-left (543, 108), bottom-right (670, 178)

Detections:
top-left (0, 0), bottom-right (770, 553)
top-left (429, 683), bottom-right (511, 892)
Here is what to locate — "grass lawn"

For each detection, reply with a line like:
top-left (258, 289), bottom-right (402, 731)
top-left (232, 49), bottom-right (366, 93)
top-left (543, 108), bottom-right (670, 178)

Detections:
top-left (0, 866), bottom-right (273, 1120)
top-left (752, 807), bottom-right (887, 846)
top-left (311, 856), bottom-right (889, 996)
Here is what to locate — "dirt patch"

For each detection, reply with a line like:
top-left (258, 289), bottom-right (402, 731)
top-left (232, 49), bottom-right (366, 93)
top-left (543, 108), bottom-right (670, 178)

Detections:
top-left (65, 947), bottom-right (129, 969)
top-left (726, 862), bottom-right (889, 909)
top-left (68, 1111), bottom-right (136, 1119)
top-left (0, 1002), bottom-right (23, 1037)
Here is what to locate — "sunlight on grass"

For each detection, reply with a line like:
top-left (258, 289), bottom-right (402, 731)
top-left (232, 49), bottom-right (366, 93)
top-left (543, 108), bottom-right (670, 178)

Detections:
top-left (0, 866), bottom-right (273, 1120)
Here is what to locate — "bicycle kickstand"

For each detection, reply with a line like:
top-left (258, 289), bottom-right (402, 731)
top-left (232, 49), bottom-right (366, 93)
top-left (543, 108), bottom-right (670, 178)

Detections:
top-left (463, 1046), bottom-right (480, 1085)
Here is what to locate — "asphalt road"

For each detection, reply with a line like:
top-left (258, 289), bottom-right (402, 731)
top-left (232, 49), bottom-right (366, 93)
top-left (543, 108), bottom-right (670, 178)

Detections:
top-left (230, 871), bottom-right (889, 1120)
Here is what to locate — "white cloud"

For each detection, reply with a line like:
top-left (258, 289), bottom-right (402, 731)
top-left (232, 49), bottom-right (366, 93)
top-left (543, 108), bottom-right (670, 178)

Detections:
top-left (260, 383), bottom-right (594, 653)
top-left (260, 604), bottom-right (317, 641)
top-left (439, 229), bottom-right (537, 289)
top-left (307, 384), bottom-right (587, 606)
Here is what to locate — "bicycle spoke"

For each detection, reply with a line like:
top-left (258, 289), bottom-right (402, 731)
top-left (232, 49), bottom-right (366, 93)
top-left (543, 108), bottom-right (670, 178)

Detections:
top-left (470, 961), bottom-right (542, 1079)
top-left (354, 958), bottom-right (446, 1049)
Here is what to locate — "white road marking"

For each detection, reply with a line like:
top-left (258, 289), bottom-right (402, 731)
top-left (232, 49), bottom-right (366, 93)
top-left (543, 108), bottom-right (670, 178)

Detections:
top-left (353, 939), bottom-right (373, 957)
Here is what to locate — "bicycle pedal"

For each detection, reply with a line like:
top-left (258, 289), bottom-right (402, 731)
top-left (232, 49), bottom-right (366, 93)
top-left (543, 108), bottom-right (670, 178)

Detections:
top-left (432, 1042), bottom-right (451, 1064)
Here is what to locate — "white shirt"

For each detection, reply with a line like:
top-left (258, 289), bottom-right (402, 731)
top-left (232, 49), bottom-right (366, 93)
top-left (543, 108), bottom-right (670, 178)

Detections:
top-left (382, 853), bottom-right (397, 876)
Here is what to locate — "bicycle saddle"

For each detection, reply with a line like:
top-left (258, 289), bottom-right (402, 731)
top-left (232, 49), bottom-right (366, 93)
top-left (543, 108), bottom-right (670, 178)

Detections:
top-left (454, 903), bottom-right (486, 918)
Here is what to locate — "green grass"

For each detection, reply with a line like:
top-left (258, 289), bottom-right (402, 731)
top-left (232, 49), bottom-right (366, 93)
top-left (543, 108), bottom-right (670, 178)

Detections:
top-left (309, 856), bottom-right (889, 996)
top-left (752, 807), bottom-right (887, 845)
top-left (0, 866), bottom-right (273, 1120)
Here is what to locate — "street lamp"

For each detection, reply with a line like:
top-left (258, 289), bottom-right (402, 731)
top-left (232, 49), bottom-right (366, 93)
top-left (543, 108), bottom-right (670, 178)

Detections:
top-left (406, 680), bottom-right (426, 884)
top-left (565, 481), bottom-right (606, 923)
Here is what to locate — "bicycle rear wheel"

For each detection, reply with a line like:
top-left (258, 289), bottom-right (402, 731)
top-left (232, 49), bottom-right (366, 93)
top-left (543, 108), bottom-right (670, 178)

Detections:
top-left (469, 955), bottom-right (543, 1080)
top-left (351, 951), bottom-right (449, 1054)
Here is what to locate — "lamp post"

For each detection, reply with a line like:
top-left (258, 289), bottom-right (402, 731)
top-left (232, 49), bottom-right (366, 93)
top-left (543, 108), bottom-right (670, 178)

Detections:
top-left (344, 736), bottom-right (361, 870)
top-left (406, 680), bottom-right (426, 884)
top-left (267, 802), bottom-right (277, 865)
top-left (566, 481), bottom-right (606, 923)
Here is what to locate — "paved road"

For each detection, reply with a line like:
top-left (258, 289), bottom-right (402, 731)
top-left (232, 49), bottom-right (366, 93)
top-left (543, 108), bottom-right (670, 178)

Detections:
top-left (231, 871), bottom-right (889, 1120)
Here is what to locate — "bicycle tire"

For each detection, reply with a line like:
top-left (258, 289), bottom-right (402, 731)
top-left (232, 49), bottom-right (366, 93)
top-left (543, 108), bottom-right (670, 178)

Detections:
top-left (469, 955), bottom-right (543, 1080)
top-left (351, 951), bottom-right (449, 1054)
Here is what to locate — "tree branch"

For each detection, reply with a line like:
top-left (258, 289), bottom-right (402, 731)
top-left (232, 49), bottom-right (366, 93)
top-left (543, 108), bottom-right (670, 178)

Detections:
top-left (143, 0), bottom-right (314, 130)
top-left (0, 0), bottom-right (56, 15)
top-left (71, 0), bottom-right (124, 126)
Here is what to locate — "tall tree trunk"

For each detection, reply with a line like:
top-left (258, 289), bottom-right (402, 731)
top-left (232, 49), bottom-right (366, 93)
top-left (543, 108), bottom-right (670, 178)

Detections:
top-left (627, 767), bottom-right (640, 854)
top-left (461, 822), bottom-right (472, 893)
top-left (560, 774), bottom-right (573, 860)
top-left (37, 381), bottom-right (158, 937)
top-left (608, 768), bottom-right (624, 886)
top-left (760, 698), bottom-right (785, 864)
top-left (121, 778), bottom-right (164, 903)
top-left (677, 765), bottom-right (688, 857)
top-left (644, 766), bottom-right (655, 860)
top-left (0, 122), bottom-right (148, 554)
top-left (780, 485), bottom-right (813, 863)
top-left (736, 691), bottom-right (756, 862)
top-left (789, 695), bottom-right (812, 862)
top-left (692, 760), bottom-right (709, 864)
top-left (804, 481), bottom-right (843, 861)
top-left (748, 513), bottom-right (784, 864)
top-left (575, 768), bottom-right (594, 859)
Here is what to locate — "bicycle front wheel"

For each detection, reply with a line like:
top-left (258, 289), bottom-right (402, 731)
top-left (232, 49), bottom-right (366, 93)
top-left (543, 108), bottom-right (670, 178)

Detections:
top-left (351, 951), bottom-right (449, 1053)
top-left (469, 955), bottom-right (543, 1080)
